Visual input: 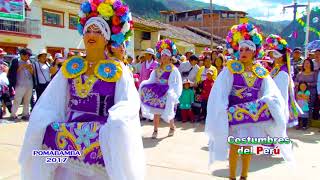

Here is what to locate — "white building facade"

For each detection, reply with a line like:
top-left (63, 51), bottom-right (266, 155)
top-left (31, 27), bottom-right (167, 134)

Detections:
top-left (0, 0), bottom-right (84, 57)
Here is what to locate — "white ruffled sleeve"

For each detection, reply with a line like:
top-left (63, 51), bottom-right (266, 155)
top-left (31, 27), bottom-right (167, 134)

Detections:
top-left (18, 70), bottom-right (69, 180)
top-left (273, 71), bottom-right (290, 118)
top-left (161, 67), bottom-right (182, 122)
top-left (205, 68), bottom-right (233, 164)
top-left (260, 76), bottom-right (295, 163)
top-left (99, 63), bottom-right (145, 180)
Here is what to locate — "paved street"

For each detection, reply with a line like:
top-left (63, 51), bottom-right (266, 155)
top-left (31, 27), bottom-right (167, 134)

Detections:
top-left (0, 112), bottom-right (320, 180)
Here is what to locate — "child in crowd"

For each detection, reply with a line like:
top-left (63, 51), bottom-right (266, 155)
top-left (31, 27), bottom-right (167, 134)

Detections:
top-left (179, 79), bottom-right (195, 123)
top-left (200, 70), bottom-right (214, 121)
top-left (296, 82), bottom-right (310, 130)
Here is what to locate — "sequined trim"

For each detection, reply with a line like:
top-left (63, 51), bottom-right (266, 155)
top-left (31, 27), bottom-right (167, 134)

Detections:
top-left (74, 75), bottom-right (98, 98)
top-left (103, 95), bottom-right (112, 117)
top-left (228, 102), bottom-right (271, 122)
top-left (242, 72), bottom-right (258, 87)
top-left (156, 64), bottom-right (174, 73)
top-left (270, 66), bottom-right (281, 78)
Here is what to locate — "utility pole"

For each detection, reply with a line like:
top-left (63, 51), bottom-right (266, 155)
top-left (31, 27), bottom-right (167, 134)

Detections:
top-left (305, 0), bottom-right (311, 57)
top-left (210, 0), bottom-right (213, 50)
top-left (283, 0), bottom-right (308, 49)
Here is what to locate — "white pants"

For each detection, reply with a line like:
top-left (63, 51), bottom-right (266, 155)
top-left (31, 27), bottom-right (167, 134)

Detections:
top-left (11, 85), bottom-right (33, 116)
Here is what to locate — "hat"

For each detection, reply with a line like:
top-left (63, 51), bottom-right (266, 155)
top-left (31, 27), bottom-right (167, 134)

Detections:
top-left (0, 61), bottom-right (8, 67)
top-left (293, 47), bottom-right (302, 52)
top-left (37, 49), bottom-right (48, 57)
top-left (68, 51), bottom-right (75, 56)
top-left (206, 69), bottom-right (214, 75)
top-left (171, 56), bottom-right (178, 63)
top-left (180, 55), bottom-right (186, 61)
top-left (203, 47), bottom-right (211, 52)
top-left (78, 0), bottom-right (133, 47)
top-left (79, 52), bottom-right (86, 57)
top-left (155, 39), bottom-right (177, 59)
top-left (189, 54), bottom-right (199, 61)
top-left (143, 48), bottom-right (155, 56)
top-left (185, 49), bottom-right (194, 54)
top-left (183, 79), bottom-right (193, 85)
top-left (217, 46), bottom-right (224, 51)
top-left (47, 54), bottom-right (53, 60)
top-left (19, 48), bottom-right (32, 56)
top-left (54, 53), bottom-right (64, 59)
top-left (226, 23), bottom-right (263, 59)
top-left (138, 54), bottom-right (145, 60)
top-left (0, 48), bottom-right (7, 55)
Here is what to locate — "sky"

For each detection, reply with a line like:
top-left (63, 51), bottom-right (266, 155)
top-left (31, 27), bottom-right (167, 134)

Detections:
top-left (200, 0), bottom-right (320, 21)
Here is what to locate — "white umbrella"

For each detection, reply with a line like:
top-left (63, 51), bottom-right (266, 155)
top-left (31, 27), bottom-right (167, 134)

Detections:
top-left (306, 40), bottom-right (320, 50)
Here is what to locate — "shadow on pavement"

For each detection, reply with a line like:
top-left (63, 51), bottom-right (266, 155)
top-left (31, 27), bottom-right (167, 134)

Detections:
top-left (142, 136), bottom-right (167, 148)
top-left (211, 155), bottom-right (284, 178)
top-left (287, 127), bottom-right (320, 144)
top-left (201, 146), bottom-right (209, 151)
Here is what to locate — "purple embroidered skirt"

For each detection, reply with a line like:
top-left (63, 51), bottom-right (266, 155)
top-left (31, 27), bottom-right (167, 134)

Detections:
top-left (43, 120), bottom-right (105, 166)
top-left (228, 99), bottom-right (272, 126)
top-left (140, 83), bottom-right (169, 109)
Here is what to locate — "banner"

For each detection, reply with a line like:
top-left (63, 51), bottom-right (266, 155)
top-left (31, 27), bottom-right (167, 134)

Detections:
top-left (0, 0), bottom-right (25, 21)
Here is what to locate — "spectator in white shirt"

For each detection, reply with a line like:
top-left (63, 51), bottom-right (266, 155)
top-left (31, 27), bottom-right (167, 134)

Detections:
top-left (178, 55), bottom-right (200, 82)
top-left (33, 50), bottom-right (52, 101)
top-left (10, 48), bottom-right (34, 121)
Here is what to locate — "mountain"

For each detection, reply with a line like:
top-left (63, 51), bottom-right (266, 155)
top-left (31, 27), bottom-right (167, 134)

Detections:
top-left (124, 0), bottom-right (168, 19)
top-left (124, 0), bottom-right (289, 37)
top-left (124, 0), bottom-right (229, 18)
top-left (281, 9), bottom-right (320, 48)
top-left (249, 18), bottom-right (291, 35)
top-left (157, 0), bottom-right (230, 11)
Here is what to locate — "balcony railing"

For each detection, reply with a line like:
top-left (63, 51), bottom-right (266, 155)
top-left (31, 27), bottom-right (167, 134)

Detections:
top-left (0, 18), bottom-right (41, 37)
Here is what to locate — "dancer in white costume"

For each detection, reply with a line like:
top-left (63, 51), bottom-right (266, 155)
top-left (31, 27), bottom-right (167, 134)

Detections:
top-left (140, 39), bottom-right (182, 139)
top-left (19, 1), bottom-right (145, 180)
top-left (265, 34), bottom-right (302, 128)
top-left (205, 23), bottom-right (294, 180)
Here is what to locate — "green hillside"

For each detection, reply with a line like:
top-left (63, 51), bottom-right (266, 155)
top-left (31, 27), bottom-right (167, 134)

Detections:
top-left (249, 17), bottom-right (291, 35)
top-left (158, 0), bottom-right (229, 11)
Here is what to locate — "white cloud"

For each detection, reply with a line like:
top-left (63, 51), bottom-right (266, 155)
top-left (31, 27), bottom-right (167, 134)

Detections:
top-left (199, 0), bottom-right (320, 21)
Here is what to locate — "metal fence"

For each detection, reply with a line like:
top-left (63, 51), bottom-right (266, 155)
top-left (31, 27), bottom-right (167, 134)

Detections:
top-left (0, 18), bottom-right (41, 35)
